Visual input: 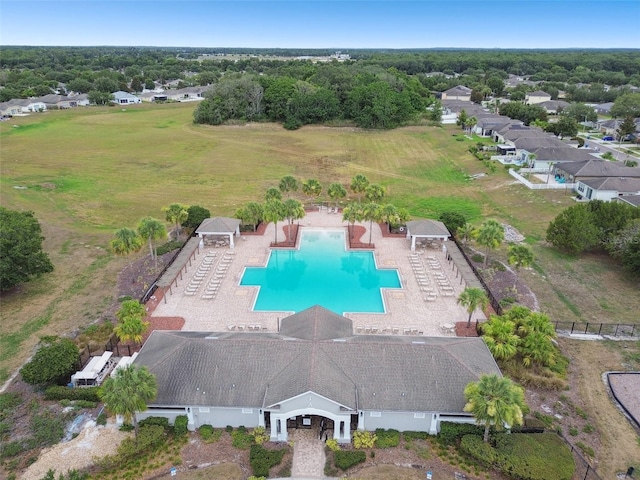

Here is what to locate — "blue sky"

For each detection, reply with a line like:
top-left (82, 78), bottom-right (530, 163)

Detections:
top-left (1, 1), bottom-right (639, 49)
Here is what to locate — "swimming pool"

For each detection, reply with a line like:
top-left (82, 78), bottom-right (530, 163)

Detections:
top-left (240, 229), bottom-right (401, 314)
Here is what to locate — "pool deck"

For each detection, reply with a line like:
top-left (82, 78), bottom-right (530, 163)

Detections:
top-left (150, 210), bottom-right (485, 336)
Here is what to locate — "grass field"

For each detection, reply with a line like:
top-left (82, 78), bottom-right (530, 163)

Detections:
top-left (1, 102), bottom-right (639, 383)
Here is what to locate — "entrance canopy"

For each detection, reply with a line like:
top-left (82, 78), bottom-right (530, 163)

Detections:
top-left (406, 219), bottom-right (451, 252)
top-left (196, 217), bottom-right (241, 248)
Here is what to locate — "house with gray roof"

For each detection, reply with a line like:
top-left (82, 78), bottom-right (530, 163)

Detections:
top-left (539, 100), bottom-right (570, 114)
top-left (133, 306), bottom-right (501, 442)
top-left (525, 90), bottom-right (551, 105)
top-left (614, 195), bottom-right (640, 208)
top-left (441, 85), bottom-right (472, 102)
top-left (0, 98), bottom-right (47, 116)
top-left (112, 91), bottom-right (142, 105)
top-left (575, 177), bottom-right (640, 202)
top-left (554, 159), bottom-right (640, 184)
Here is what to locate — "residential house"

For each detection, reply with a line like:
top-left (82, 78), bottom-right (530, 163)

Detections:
top-left (441, 100), bottom-right (487, 125)
top-left (598, 118), bottom-right (640, 137)
top-left (0, 98), bottom-right (47, 116)
top-left (166, 86), bottom-right (209, 102)
top-left (472, 115), bottom-right (522, 137)
top-left (614, 195), bottom-right (640, 208)
top-left (539, 100), bottom-right (570, 115)
top-left (575, 177), bottom-right (640, 202)
top-left (133, 306), bottom-right (501, 442)
top-left (523, 146), bottom-right (599, 170)
top-left (112, 91), bottom-right (142, 105)
top-left (554, 159), bottom-right (640, 184)
top-left (525, 90), bottom-right (551, 105)
top-left (593, 102), bottom-right (614, 115)
top-left (441, 85), bottom-right (472, 102)
top-left (38, 94), bottom-right (84, 109)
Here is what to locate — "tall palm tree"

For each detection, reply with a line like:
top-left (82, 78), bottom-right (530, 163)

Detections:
top-left (282, 198), bottom-right (305, 242)
top-left (99, 364), bottom-right (158, 438)
top-left (480, 316), bottom-right (520, 361)
top-left (302, 179), bottom-right (322, 205)
top-left (507, 244), bottom-right (534, 290)
top-left (235, 202), bottom-right (264, 232)
top-left (361, 202), bottom-right (381, 246)
top-left (137, 217), bottom-right (167, 266)
top-left (327, 183), bottom-right (347, 209)
top-left (350, 174), bottom-right (369, 203)
top-left (341, 203), bottom-right (362, 239)
top-left (263, 199), bottom-right (285, 244)
top-left (379, 204), bottom-right (398, 233)
top-left (162, 203), bottom-right (189, 240)
top-left (463, 373), bottom-right (526, 442)
top-left (457, 287), bottom-right (489, 327)
top-left (265, 187), bottom-right (282, 202)
top-left (364, 183), bottom-right (386, 203)
top-left (475, 220), bottom-right (504, 267)
top-left (114, 300), bottom-right (149, 346)
top-left (458, 223), bottom-right (475, 245)
top-left (278, 175), bottom-right (299, 198)
top-left (110, 228), bottom-right (143, 256)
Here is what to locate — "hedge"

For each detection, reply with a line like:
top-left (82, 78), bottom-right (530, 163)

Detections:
top-left (334, 450), bottom-right (366, 470)
top-left (437, 422), bottom-right (484, 446)
top-left (44, 386), bottom-right (101, 402)
top-left (403, 431), bottom-right (430, 441)
top-left (374, 429), bottom-right (400, 448)
top-left (249, 444), bottom-right (286, 477)
top-left (460, 434), bottom-right (497, 466)
top-left (173, 415), bottom-right (188, 436)
top-left (139, 416), bottom-right (170, 431)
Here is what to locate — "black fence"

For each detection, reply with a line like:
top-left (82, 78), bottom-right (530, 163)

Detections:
top-left (553, 321), bottom-right (638, 338)
top-left (557, 431), bottom-right (603, 480)
top-left (450, 236), bottom-right (503, 316)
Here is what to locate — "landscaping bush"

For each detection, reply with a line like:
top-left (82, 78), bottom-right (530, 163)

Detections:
top-left (31, 412), bottom-right (66, 447)
top-left (249, 444), bottom-right (286, 477)
top-left (198, 424), bottom-right (222, 443)
top-left (0, 440), bottom-right (25, 459)
top-left (438, 422), bottom-right (484, 446)
top-left (352, 430), bottom-right (376, 449)
top-left (325, 438), bottom-right (340, 452)
top-left (374, 429), bottom-right (400, 448)
top-left (173, 415), bottom-right (188, 436)
top-left (44, 386), bottom-right (101, 402)
top-left (252, 426), bottom-right (269, 445)
top-left (403, 431), bottom-right (430, 441)
top-left (0, 393), bottom-right (22, 420)
top-left (96, 412), bottom-right (107, 426)
top-left (231, 427), bottom-right (254, 449)
top-left (117, 425), bottom-right (166, 461)
top-left (139, 416), bottom-right (170, 431)
top-left (493, 433), bottom-right (575, 480)
top-left (334, 450), bottom-right (366, 470)
top-left (156, 240), bottom-right (184, 256)
top-left (460, 434), bottom-right (497, 466)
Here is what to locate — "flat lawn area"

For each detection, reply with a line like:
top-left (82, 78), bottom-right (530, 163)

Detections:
top-left (1, 105), bottom-right (639, 473)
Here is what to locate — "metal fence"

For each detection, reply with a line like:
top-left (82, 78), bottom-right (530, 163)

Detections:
top-left (450, 236), bottom-right (503, 316)
top-left (553, 321), bottom-right (638, 338)
top-left (557, 431), bottom-right (603, 480)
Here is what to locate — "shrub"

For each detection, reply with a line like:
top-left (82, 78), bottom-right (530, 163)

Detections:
top-left (226, 425), bottom-right (233, 432)
top-left (334, 450), bottom-right (366, 470)
top-left (117, 425), bottom-right (166, 461)
top-left (31, 412), bottom-right (66, 447)
top-left (569, 427), bottom-right (578, 436)
top-left (198, 424), bottom-right (222, 443)
top-left (374, 429), bottom-right (400, 448)
top-left (576, 441), bottom-right (595, 458)
top-left (460, 434), bottom-right (497, 466)
top-left (232, 427), bottom-right (254, 449)
top-left (438, 422), bottom-right (484, 447)
top-left (582, 424), bottom-right (595, 434)
top-left (156, 240), bottom-right (184, 256)
top-left (403, 431), bottom-right (430, 441)
top-left (44, 386), bottom-right (101, 402)
top-left (326, 438), bottom-right (340, 452)
top-left (249, 444), bottom-right (286, 477)
top-left (252, 426), bottom-right (269, 445)
top-left (173, 415), bottom-right (188, 436)
top-left (352, 430), bottom-right (376, 449)
top-left (0, 440), bottom-right (25, 459)
top-left (20, 337), bottom-right (80, 386)
top-left (139, 416), bottom-right (170, 431)
top-left (471, 253), bottom-right (484, 263)
top-left (0, 393), bottom-right (22, 420)
top-left (96, 412), bottom-right (107, 426)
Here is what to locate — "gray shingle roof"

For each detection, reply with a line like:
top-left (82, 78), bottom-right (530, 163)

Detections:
top-left (557, 160), bottom-right (640, 178)
top-left (196, 217), bottom-right (242, 234)
top-left (406, 219), bottom-right (450, 237)
top-left (529, 147), bottom-right (599, 162)
top-left (280, 305), bottom-right (354, 340)
top-left (134, 311), bottom-right (501, 413)
top-left (580, 177), bottom-right (640, 192)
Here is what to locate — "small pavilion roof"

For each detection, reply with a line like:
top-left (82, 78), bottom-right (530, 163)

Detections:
top-left (196, 217), bottom-right (241, 235)
top-left (406, 219), bottom-right (451, 238)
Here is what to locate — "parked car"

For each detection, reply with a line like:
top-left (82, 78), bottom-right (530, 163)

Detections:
top-left (602, 136), bottom-right (614, 141)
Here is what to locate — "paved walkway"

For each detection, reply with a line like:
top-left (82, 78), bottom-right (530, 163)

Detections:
top-left (290, 428), bottom-right (326, 478)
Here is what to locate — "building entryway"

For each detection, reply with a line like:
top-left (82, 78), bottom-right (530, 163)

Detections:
top-left (290, 416), bottom-right (328, 478)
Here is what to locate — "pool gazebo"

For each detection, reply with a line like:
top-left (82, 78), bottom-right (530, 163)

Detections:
top-left (406, 219), bottom-right (451, 252)
top-left (196, 217), bottom-right (242, 249)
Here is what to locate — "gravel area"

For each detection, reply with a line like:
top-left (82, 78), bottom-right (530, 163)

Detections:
top-left (607, 372), bottom-right (640, 430)
top-left (20, 420), bottom-right (131, 480)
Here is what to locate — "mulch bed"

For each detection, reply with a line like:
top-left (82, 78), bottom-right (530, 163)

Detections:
top-left (455, 321), bottom-right (480, 337)
top-left (347, 225), bottom-right (374, 249)
top-left (271, 224), bottom-right (299, 247)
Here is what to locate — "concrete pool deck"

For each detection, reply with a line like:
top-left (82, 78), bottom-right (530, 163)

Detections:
top-left (150, 210), bottom-right (485, 336)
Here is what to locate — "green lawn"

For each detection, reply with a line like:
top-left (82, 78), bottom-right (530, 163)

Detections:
top-left (1, 103), bottom-right (639, 382)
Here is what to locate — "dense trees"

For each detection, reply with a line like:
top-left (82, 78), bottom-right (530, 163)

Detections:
top-left (181, 205), bottom-right (211, 230)
top-left (20, 336), bottom-right (80, 385)
top-left (0, 208), bottom-right (54, 291)
top-left (610, 93), bottom-right (640, 118)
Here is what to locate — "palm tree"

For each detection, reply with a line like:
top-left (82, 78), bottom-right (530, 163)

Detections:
top-left (263, 199), bottom-right (285, 244)
top-left (302, 179), bottom-right (322, 205)
top-left (114, 300), bottom-right (149, 346)
top-left (507, 244), bottom-right (534, 290)
top-left (463, 373), bottom-right (526, 442)
top-left (162, 203), bottom-right (189, 240)
top-left (361, 202), bottom-right (381, 246)
top-left (457, 287), bottom-right (489, 327)
top-left (364, 183), bottom-right (386, 203)
top-left (480, 316), bottom-right (520, 361)
top-left (282, 198), bottom-right (305, 242)
top-left (458, 223), bottom-right (475, 245)
top-left (110, 228), bottom-right (143, 256)
top-left (350, 174), bottom-right (369, 203)
top-left (379, 204), bottom-right (398, 233)
top-left (137, 217), bottom-right (167, 266)
top-left (235, 202), bottom-right (264, 232)
top-left (99, 364), bottom-right (158, 438)
top-left (278, 175), bottom-right (299, 198)
top-left (265, 187), bottom-right (282, 202)
top-left (327, 183), bottom-right (347, 209)
top-left (475, 220), bottom-right (504, 267)
top-left (341, 203), bottom-right (362, 239)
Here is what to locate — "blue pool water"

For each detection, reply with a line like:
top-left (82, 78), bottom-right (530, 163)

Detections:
top-left (240, 230), bottom-right (401, 314)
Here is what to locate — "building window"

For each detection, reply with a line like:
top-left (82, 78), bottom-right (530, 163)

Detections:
top-left (414, 413), bottom-right (426, 419)
top-left (370, 411), bottom-right (381, 417)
